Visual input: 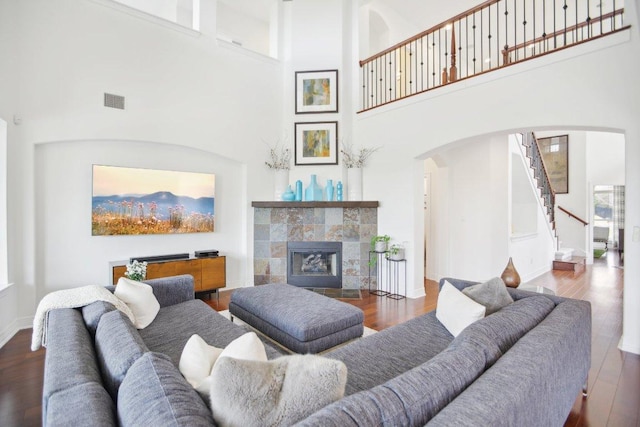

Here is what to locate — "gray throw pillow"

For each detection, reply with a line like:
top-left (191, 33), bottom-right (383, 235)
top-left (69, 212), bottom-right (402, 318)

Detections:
top-left (462, 277), bottom-right (514, 315)
top-left (210, 354), bottom-right (347, 427)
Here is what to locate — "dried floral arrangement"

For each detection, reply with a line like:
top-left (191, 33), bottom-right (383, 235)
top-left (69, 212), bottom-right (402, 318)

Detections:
top-left (340, 141), bottom-right (381, 168)
top-left (264, 137), bottom-right (291, 170)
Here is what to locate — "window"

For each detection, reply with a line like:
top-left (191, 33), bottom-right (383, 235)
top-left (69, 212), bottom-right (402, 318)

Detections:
top-left (216, 0), bottom-right (277, 58)
top-left (111, 0), bottom-right (200, 30)
top-left (594, 185), bottom-right (614, 247)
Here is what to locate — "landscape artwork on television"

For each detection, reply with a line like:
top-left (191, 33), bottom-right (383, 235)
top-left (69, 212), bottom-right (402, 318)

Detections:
top-left (92, 165), bottom-right (215, 236)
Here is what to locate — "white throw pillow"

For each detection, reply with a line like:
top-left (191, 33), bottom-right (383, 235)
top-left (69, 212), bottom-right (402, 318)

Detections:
top-left (114, 277), bottom-right (160, 329)
top-left (179, 334), bottom-right (223, 395)
top-left (436, 281), bottom-right (486, 336)
top-left (212, 332), bottom-right (268, 371)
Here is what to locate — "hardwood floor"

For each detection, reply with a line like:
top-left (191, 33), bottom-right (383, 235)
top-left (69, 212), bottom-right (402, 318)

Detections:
top-left (1, 250), bottom-right (637, 426)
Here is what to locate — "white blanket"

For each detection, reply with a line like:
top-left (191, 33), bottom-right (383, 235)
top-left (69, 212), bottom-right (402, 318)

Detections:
top-left (31, 285), bottom-right (135, 351)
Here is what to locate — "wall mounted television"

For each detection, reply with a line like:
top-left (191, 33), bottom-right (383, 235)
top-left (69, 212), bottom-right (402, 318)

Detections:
top-left (92, 165), bottom-right (215, 236)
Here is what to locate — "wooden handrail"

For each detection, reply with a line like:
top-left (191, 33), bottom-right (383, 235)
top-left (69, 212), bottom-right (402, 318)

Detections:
top-left (359, 0), bottom-right (500, 66)
top-left (558, 206), bottom-right (588, 226)
top-left (504, 9), bottom-right (625, 56)
top-left (358, 0), bottom-right (629, 111)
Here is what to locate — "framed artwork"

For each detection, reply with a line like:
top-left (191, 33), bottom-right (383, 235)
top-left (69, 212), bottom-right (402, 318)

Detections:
top-left (538, 134), bottom-right (569, 194)
top-left (295, 69), bottom-right (338, 114)
top-left (92, 165), bottom-right (215, 236)
top-left (294, 122), bottom-right (338, 166)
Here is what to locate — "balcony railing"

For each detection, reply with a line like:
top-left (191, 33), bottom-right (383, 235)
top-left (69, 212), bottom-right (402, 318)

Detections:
top-left (359, 0), bottom-right (629, 112)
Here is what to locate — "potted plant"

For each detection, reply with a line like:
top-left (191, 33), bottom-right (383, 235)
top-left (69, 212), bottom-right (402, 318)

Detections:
top-left (371, 235), bottom-right (390, 253)
top-left (387, 244), bottom-right (405, 261)
top-left (369, 235), bottom-right (390, 268)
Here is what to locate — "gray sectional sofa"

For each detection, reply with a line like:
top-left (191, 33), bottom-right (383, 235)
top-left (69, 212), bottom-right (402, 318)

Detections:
top-left (42, 275), bottom-right (591, 426)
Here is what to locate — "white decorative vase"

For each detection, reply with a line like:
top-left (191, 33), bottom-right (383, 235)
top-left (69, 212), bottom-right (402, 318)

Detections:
top-left (274, 169), bottom-right (289, 201)
top-left (347, 167), bottom-right (363, 201)
top-left (389, 247), bottom-right (405, 261)
top-left (374, 241), bottom-right (388, 253)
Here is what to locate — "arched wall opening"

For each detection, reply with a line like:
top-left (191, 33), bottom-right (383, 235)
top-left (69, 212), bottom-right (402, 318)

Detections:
top-left (418, 127), bottom-right (625, 285)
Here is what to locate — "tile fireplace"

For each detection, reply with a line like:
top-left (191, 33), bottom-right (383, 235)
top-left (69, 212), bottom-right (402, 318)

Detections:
top-left (251, 202), bottom-right (378, 289)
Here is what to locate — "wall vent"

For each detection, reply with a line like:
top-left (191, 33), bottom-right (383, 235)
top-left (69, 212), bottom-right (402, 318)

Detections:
top-left (104, 93), bottom-right (125, 110)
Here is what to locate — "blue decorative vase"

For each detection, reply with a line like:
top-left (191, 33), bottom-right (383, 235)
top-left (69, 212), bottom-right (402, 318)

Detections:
top-left (326, 179), bottom-right (334, 201)
top-left (295, 180), bottom-right (303, 201)
top-left (336, 181), bottom-right (343, 201)
top-left (282, 185), bottom-right (295, 201)
top-left (305, 174), bottom-right (323, 201)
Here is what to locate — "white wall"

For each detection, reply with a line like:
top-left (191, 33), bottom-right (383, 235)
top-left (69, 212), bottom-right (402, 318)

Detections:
top-left (285, 0), bottom-right (349, 194)
top-left (586, 132), bottom-right (625, 185)
top-left (34, 140), bottom-right (244, 297)
top-left (361, 0), bottom-right (479, 56)
top-left (0, 118), bottom-right (15, 349)
top-left (424, 134), bottom-right (554, 285)
top-left (0, 119), bottom-right (7, 286)
top-left (0, 0), bottom-right (282, 336)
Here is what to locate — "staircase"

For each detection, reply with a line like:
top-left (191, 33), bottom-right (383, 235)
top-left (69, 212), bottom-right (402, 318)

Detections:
top-left (520, 132), bottom-right (586, 272)
top-left (553, 248), bottom-right (586, 273)
top-left (520, 132), bottom-right (556, 233)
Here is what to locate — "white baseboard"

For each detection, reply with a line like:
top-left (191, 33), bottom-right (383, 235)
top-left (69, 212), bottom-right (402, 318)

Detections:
top-left (18, 315), bottom-right (34, 330)
top-left (0, 318), bottom-right (19, 349)
top-left (0, 315), bottom-right (35, 350)
top-left (407, 285), bottom-right (426, 299)
top-left (521, 264), bottom-right (552, 283)
top-left (619, 336), bottom-right (640, 355)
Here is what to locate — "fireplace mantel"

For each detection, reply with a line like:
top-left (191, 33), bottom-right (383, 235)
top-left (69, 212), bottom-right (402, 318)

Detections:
top-left (251, 201), bottom-right (379, 208)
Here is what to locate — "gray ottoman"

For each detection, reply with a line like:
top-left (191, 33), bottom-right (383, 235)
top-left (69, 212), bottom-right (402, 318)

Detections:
top-left (229, 284), bottom-right (364, 354)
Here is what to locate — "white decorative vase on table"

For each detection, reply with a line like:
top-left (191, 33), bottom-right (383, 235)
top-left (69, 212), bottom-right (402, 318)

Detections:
top-left (347, 167), bottom-right (363, 201)
top-left (274, 169), bottom-right (289, 201)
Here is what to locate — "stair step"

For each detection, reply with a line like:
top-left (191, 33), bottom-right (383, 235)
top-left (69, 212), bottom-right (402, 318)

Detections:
top-left (555, 248), bottom-right (573, 260)
top-left (553, 256), bottom-right (585, 273)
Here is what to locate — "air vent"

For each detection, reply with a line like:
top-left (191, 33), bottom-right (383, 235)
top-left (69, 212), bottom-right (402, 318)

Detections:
top-left (104, 93), bottom-right (125, 110)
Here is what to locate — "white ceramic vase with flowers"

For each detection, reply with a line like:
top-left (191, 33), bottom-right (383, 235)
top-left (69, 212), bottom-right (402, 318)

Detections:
top-left (265, 137), bottom-right (291, 201)
top-left (125, 260), bottom-right (148, 282)
top-left (340, 141), bottom-right (381, 201)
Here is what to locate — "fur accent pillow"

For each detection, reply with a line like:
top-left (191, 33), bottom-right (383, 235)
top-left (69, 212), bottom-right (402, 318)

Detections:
top-left (436, 281), bottom-right (486, 336)
top-left (210, 354), bottom-right (347, 427)
top-left (114, 277), bottom-right (160, 329)
top-left (462, 277), bottom-right (514, 315)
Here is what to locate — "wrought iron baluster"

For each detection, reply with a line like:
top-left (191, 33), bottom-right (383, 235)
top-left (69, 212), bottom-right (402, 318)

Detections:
top-left (523, 0), bottom-right (527, 59)
top-left (432, 35), bottom-right (436, 87)
top-left (514, 0), bottom-right (518, 61)
top-left (490, 5), bottom-right (500, 69)
top-left (554, 0), bottom-right (557, 48)
top-left (575, 0), bottom-right (578, 42)
top-left (564, 0), bottom-right (568, 46)
top-left (503, 0), bottom-right (509, 65)
top-left (481, 8), bottom-right (485, 72)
